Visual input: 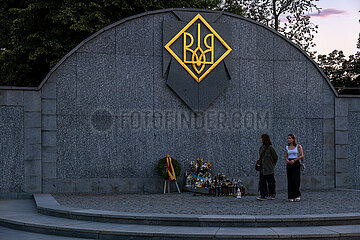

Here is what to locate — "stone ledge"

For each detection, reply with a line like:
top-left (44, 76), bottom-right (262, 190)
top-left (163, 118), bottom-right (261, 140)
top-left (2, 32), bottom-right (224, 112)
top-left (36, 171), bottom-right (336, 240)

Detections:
top-left (34, 194), bottom-right (360, 228)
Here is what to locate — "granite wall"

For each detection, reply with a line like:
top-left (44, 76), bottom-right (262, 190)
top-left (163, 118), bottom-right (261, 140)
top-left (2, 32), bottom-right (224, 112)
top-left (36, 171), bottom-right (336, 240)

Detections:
top-left (0, 90), bottom-right (40, 198)
top-left (348, 98), bottom-right (360, 188)
top-left (0, 9), bottom-right (359, 195)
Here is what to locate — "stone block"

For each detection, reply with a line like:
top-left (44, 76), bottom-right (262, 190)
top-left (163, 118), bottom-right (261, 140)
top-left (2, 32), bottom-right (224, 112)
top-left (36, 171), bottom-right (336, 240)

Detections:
top-left (78, 28), bottom-right (115, 53)
top-left (73, 178), bottom-right (100, 193)
top-left (42, 179), bottom-right (57, 193)
top-left (323, 119), bottom-right (334, 133)
top-left (46, 179), bottom-right (75, 193)
top-left (42, 131), bottom-right (57, 147)
top-left (115, 55), bottom-right (154, 112)
top-left (323, 176), bottom-right (335, 189)
top-left (42, 146), bottom-right (57, 163)
top-left (306, 62), bottom-right (323, 118)
top-left (76, 53), bottom-right (119, 115)
top-left (42, 162), bottom-right (57, 179)
top-left (6, 90), bottom-right (23, 106)
top-left (309, 176), bottom-right (325, 190)
top-left (24, 176), bottom-right (41, 192)
top-left (323, 88), bottom-right (335, 105)
top-left (323, 104), bottom-right (334, 118)
top-left (336, 173), bottom-right (349, 188)
top-left (323, 145), bottom-right (335, 160)
top-left (335, 158), bottom-right (348, 174)
top-left (42, 115), bottom-right (56, 130)
top-left (42, 99), bottom-right (56, 115)
top-left (273, 61), bottom-right (307, 118)
top-left (335, 131), bottom-right (348, 145)
top-left (323, 132), bottom-right (334, 145)
top-left (324, 158), bottom-right (335, 176)
top-left (56, 114), bottom-right (123, 179)
top-left (348, 112), bottom-right (360, 188)
top-left (24, 91), bottom-right (41, 111)
top-left (154, 13), bottom-right (178, 57)
top-left (0, 106), bottom-right (24, 193)
top-left (24, 159), bottom-right (41, 177)
top-left (335, 98), bottom-right (348, 117)
top-left (55, 54), bottom-right (77, 115)
top-left (24, 111), bottom-right (41, 128)
top-left (304, 119), bottom-right (324, 175)
top-left (143, 178), bottom-right (164, 193)
top-left (335, 116), bottom-right (348, 130)
top-left (253, 26), bottom-right (274, 60)
top-left (98, 178), bottom-right (143, 193)
top-left (336, 145), bottom-right (348, 159)
top-left (274, 176), bottom-right (287, 191)
top-left (116, 15), bottom-right (154, 56)
top-left (231, 19), bottom-right (274, 60)
top-left (24, 143), bottom-right (41, 160)
top-left (24, 127), bottom-right (41, 144)
top-left (238, 60), bottom-right (273, 113)
top-left (41, 82), bottom-right (56, 99)
top-left (274, 35), bottom-right (306, 61)
top-left (348, 98), bottom-right (360, 112)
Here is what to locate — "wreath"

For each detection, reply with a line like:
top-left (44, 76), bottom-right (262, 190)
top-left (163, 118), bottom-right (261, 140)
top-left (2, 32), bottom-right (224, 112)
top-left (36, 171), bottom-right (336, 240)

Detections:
top-left (157, 157), bottom-right (181, 180)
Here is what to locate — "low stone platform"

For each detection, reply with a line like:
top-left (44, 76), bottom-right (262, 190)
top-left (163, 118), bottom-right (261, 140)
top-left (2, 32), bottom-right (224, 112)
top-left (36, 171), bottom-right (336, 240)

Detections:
top-left (53, 189), bottom-right (360, 215)
top-left (0, 190), bottom-right (360, 239)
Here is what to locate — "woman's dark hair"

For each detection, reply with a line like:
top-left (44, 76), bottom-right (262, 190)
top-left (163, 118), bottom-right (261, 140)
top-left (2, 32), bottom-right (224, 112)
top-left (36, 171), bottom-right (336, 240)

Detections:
top-left (261, 134), bottom-right (272, 146)
top-left (288, 134), bottom-right (297, 146)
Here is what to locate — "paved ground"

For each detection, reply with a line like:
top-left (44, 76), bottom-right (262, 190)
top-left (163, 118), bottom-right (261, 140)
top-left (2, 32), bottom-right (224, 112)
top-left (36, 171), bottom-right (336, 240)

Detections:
top-left (54, 189), bottom-right (360, 215)
top-left (0, 226), bottom-right (92, 240)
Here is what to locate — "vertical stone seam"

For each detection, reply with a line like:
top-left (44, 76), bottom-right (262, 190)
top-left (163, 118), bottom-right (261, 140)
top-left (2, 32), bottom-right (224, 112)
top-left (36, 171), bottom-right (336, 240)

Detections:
top-left (334, 101), bottom-right (338, 187)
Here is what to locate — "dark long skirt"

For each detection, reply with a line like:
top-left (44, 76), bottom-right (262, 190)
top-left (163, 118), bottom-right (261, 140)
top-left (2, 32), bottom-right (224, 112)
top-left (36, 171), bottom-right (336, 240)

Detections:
top-left (287, 159), bottom-right (301, 199)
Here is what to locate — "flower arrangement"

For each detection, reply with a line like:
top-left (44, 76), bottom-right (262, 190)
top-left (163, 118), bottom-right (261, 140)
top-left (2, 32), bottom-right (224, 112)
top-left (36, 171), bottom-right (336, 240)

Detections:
top-left (157, 156), bottom-right (181, 180)
top-left (185, 157), bottom-right (245, 196)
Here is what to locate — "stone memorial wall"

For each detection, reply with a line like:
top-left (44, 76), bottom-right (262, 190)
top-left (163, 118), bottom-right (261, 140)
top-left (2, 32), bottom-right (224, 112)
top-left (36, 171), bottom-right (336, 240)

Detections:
top-left (0, 9), bottom-right (359, 197)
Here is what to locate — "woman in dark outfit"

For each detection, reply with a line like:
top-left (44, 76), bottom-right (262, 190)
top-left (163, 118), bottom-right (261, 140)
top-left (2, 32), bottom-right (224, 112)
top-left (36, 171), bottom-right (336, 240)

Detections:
top-left (285, 134), bottom-right (304, 202)
top-left (257, 134), bottom-right (278, 201)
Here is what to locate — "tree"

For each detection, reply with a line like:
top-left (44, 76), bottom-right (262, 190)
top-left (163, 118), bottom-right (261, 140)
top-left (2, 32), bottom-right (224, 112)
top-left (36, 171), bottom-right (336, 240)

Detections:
top-left (317, 49), bottom-right (360, 93)
top-left (0, 0), bottom-right (221, 87)
top-left (222, 0), bottom-right (320, 57)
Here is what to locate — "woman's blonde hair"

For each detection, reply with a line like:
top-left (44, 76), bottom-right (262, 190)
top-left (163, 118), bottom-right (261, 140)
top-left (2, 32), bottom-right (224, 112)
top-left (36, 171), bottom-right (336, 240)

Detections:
top-left (288, 134), bottom-right (297, 146)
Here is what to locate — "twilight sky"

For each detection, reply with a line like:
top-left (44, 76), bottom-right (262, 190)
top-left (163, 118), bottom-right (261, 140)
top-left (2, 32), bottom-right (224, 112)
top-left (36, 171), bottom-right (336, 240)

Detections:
top-left (310, 0), bottom-right (359, 57)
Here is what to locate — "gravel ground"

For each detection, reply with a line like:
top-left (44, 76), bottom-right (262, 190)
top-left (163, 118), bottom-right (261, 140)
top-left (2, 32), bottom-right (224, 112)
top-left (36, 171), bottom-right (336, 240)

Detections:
top-left (53, 189), bottom-right (360, 215)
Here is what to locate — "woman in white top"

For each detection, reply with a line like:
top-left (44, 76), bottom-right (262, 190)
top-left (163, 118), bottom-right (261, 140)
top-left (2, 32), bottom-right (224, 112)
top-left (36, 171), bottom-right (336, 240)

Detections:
top-left (285, 134), bottom-right (304, 202)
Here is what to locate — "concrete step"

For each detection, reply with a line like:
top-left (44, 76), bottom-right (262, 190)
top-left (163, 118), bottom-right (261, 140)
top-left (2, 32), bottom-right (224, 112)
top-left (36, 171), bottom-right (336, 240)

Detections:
top-left (1, 198), bottom-right (360, 239)
top-left (0, 226), bottom-right (92, 240)
top-left (35, 194), bottom-right (360, 227)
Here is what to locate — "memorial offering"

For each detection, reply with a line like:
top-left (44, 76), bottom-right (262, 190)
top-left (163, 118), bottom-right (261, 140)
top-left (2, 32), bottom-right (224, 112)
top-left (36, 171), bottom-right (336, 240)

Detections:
top-left (184, 158), bottom-right (245, 197)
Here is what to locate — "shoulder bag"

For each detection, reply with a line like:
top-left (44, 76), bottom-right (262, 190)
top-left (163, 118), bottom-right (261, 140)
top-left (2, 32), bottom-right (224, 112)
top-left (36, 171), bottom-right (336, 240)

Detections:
top-left (297, 144), bottom-right (306, 171)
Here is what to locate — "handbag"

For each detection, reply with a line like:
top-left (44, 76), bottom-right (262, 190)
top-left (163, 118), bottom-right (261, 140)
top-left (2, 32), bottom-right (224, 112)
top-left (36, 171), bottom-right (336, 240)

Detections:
top-left (255, 145), bottom-right (269, 171)
top-left (297, 145), bottom-right (305, 171)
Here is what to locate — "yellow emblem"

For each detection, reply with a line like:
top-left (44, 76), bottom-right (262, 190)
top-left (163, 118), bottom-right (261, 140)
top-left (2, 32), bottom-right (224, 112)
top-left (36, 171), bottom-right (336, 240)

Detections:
top-left (164, 14), bottom-right (232, 83)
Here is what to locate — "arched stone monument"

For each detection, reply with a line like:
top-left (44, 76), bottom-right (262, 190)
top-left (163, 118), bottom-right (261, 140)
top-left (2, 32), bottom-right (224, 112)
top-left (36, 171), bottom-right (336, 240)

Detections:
top-left (1, 9), bottom-right (359, 197)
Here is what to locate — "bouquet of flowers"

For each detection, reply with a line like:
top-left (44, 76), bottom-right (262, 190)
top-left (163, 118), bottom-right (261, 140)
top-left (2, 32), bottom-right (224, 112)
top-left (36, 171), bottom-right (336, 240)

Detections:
top-left (185, 158), bottom-right (246, 196)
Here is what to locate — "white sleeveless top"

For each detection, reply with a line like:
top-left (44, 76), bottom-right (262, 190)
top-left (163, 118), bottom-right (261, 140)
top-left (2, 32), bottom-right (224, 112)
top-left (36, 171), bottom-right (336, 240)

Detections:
top-left (286, 145), bottom-right (298, 159)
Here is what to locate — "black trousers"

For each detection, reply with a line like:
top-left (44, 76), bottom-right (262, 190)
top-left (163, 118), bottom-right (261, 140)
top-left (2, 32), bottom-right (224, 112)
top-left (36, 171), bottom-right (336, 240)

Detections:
top-left (287, 160), bottom-right (301, 199)
top-left (259, 172), bottom-right (276, 198)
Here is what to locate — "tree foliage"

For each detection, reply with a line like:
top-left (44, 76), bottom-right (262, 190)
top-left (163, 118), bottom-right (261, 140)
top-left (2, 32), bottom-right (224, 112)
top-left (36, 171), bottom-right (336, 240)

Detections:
top-left (222, 0), bottom-right (320, 57)
top-left (0, 0), bottom-right (220, 87)
top-left (317, 40), bottom-right (360, 93)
